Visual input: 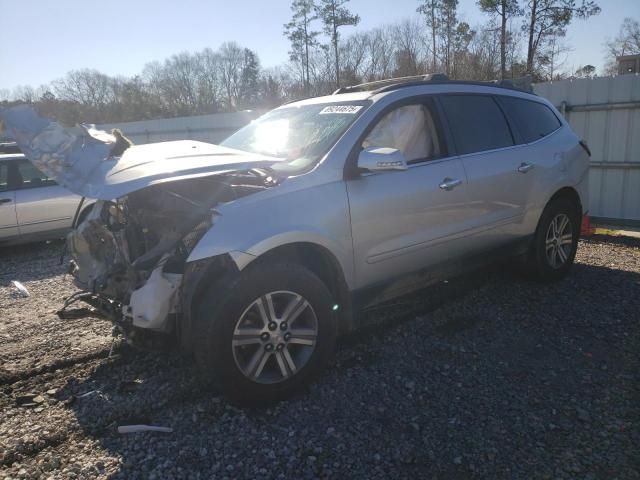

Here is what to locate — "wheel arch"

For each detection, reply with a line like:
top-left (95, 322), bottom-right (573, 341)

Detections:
top-left (245, 242), bottom-right (354, 335)
top-left (547, 186), bottom-right (582, 216)
top-left (179, 241), bottom-right (354, 353)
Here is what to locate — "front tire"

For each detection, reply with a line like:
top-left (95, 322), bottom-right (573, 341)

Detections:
top-left (523, 196), bottom-right (581, 281)
top-left (195, 262), bottom-right (337, 405)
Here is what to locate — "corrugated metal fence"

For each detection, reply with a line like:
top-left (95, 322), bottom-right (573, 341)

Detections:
top-left (534, 75), bottom-right (640, 225)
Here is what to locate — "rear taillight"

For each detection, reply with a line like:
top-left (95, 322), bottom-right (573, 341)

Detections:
top-left (579, 139), bottom-right (591, 157)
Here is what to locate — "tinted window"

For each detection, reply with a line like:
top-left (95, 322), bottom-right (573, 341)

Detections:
top-left (498, 97), bottom-right (561, 143)
top-left (0, 162), bottom-right (8, 193)
top-left (15, 160), bottom-right (57, 189)
top-left (440, 95), bottom-right (514, 155)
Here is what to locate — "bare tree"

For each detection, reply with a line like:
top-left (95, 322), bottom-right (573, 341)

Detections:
top-left (218, 42), bottom-right (245, 110)
top-left (364, 28), bottom-right (396, 80)
top-left (537, 29), bottom-right (573, 80)
top-left (11, 85), bottom-right (36, 103)
top-left (603, 18), bottom-right (640, 74)
top-left (53, 69), bottom-right (114, 110)
top-left (196, 48), bottom-right (223, 112)
top-left (392, 19), bottom-right (426, 77)
top-left (340, 32), bottom-right (369, 84)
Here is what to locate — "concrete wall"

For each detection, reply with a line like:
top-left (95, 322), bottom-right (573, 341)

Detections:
top-left (98, 110), bottom-right (260, 145)
top-left (534, 74), bottom-right (640, 225)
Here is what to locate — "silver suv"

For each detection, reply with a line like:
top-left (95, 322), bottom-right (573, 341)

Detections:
top-left (0, 75), bottom-right (589, 404)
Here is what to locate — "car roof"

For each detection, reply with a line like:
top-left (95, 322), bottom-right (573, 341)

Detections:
top-left (277, 91), bottom-right (372, 108)
top-left (281, 83), bottom-right (546, 112)
top-left (282, 74), bottom-right (542, 109)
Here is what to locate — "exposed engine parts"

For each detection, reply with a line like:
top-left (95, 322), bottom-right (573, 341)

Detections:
top-left (60, 169), bottom-right (276, 341)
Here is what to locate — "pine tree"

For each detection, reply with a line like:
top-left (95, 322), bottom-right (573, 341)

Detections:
top-left (478, 0), bottom-right (522, 79)
top-left (315, 0), bottom-right (360, 88)
top-left (284, 0), bottom-right (319, 94)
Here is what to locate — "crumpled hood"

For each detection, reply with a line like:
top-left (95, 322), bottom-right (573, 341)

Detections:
top-left (0, 105), bottom-right (282, 200)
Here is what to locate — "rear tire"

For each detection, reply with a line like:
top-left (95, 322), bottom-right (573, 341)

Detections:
top-left (194, 262), bottom-right (337, 406)
top-left (522, 197), bottom-right (581, 281)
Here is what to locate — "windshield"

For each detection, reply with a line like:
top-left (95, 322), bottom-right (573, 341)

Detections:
top-left (221, 101), bottom-right (369, 173)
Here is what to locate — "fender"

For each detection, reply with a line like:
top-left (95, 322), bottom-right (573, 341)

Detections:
top-left (186, 179), bottom-right (355, 289)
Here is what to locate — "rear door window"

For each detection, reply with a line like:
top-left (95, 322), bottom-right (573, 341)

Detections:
top-left (0, 162), bottom-right (8, 192)
top-left (439, 95), bottom-right (514, 155)
top-left (15, 160), bottom-right (57, 189)
top-left (498, 96), bottom-right (561, 143)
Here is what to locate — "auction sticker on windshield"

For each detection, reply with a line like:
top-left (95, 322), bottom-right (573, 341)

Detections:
top-left (319, 105), bottom-right (363, 114)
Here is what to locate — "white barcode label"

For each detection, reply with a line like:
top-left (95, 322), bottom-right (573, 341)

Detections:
top-left (319, 105), bottom-right (363, 114)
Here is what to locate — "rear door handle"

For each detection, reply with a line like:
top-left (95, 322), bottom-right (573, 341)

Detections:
top-left (439, 178), bottom-right (462, 191)
top-left (0, 198), bottom-right (12, 204)
top-left (517, 162), bottom-right (535, 173)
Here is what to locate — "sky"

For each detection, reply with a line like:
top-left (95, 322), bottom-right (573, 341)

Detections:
top-left (1, 0), bottom-right (638, 92)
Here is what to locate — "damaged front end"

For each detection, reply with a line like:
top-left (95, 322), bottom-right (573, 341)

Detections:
top-left (66, 171), bottom-right (273, 342)
top-left (0, 105), bottom-right (282, 346)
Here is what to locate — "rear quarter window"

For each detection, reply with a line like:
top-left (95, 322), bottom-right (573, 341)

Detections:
top-left (498, 96), bottom-right (562, 143)
top-left (439, 95), bottom-right (514, 155)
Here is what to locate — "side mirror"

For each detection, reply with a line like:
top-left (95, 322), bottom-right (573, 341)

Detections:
top-left (357, 147), bottom-right (408, 172)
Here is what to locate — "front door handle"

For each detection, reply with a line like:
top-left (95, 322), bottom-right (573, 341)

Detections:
top-left (439, 178), bottom-right (462, 191)
top-left (517, 162), bottom-right (535, 173)
top-left (0, 198), bottom-right (12, 204)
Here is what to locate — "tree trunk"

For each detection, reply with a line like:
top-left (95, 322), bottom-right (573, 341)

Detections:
top-left (332, 3), bottom-right (340, 88)
top-left (431, 1), bottom-right (437, 71)
top-left (500, 0), bottom-right (507, 79)
top-left (526, 0), bottom-right (537, 75)
top-left (334, 30), bottom-right (340, 88)
top-left (304, 13), bottom-right (310, 94)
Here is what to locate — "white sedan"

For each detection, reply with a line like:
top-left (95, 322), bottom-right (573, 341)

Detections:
top-left (0, 151), bottom-right (92, 245)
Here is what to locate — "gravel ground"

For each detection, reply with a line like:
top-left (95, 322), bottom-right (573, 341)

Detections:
top-left (1, 237), bottom-right (638, 479)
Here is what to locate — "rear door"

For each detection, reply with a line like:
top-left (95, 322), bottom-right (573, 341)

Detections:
top-left (347, 98), bottom-right (472, 290)
top-left (0, 161), bottom-right (18, 240)
top-left (13, 159), bottom-right (80, 237)
top-left (438, 94), bottom-right (534, 247)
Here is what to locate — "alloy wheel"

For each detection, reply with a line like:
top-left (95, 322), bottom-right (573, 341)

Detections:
top-left (232, 291), bottom-right (318, 384)
top-left (545, 213), bottom-right (573, 268)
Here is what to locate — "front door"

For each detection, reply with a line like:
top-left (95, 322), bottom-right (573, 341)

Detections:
top-left (346, 100), bottom-right (472, 291)
top-left (0, 161), bottom-right (18, 240)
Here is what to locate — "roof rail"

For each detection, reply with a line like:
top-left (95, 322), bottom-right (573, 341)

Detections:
top-left (333, 73), bottom-right (534, 96)
top-left (333, 73), bottom-right (450, 94)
